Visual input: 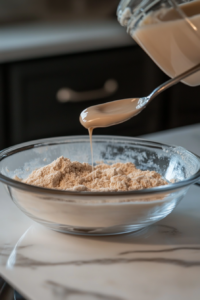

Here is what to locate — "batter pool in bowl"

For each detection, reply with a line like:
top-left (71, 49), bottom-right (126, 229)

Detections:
top-left (0, 135), bottom-right (200, 236)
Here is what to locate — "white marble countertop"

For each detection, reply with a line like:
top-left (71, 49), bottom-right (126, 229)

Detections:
top-left (1, 123), bottom-right (200, 300)
top-left (0, 20), bottom-right (133, 63)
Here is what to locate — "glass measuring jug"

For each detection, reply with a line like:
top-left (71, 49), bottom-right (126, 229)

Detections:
top-left (117, 0), bottom-right (200, 86)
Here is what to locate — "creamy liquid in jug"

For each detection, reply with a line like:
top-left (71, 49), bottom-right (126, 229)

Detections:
top-left (133, 0), bottom-right (200, 86)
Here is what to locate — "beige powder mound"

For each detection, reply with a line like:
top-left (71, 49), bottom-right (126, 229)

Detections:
top-left (20, 156), bottom-right (168, 192)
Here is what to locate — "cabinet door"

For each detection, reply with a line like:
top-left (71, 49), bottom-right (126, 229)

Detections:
top-left (167, 82), bottom-right (200, 129)
top-left (0, 67), bottom-right (5, 149)
top-left (8, 46), bottom-right (166, 145)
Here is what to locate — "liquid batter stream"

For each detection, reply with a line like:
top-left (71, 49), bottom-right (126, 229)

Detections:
top-left (80, 98), bottom-right (144, 164)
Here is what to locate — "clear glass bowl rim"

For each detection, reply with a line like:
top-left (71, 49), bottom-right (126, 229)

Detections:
top-left (0, 135), bottom-right (200, 197)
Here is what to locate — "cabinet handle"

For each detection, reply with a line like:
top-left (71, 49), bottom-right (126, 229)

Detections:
top-left (56, 79), bottom-right (118, 103)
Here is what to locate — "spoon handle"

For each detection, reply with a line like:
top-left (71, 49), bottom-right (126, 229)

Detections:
top-left (148, 63), bottom-right (200, 101)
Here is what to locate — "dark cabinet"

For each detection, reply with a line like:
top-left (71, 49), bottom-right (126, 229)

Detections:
top-left (0, 68), bottom-right (5, 149)
top-left (167, 82), bottom-right (200, 129)
top-left (7, 46), bottom-right (166, 145)
top-left (1, 45), bottom-right (199, 149)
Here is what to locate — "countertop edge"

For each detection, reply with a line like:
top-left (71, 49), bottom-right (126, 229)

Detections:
top-left (0, 20), bottom-right (135, 63)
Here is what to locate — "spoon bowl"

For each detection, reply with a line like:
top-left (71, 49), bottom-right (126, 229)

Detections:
top-left (80, 97), bottom-right (147, 129)
top-left (80, 63), bottom-right (200, 130)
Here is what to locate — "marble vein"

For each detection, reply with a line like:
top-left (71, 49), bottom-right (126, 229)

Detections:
top-left (7, 253), bottom-right (200, 268)
top-left (0, 245), bottom-right (31, 254)
top-left (45, 280), bottom-right (124, 300)
top-left (156, 224), bottom-right (180, 235)
top-left (0, 245), bottom-right (32, 266)
top-left (120, 247), bottom-right (200, 255)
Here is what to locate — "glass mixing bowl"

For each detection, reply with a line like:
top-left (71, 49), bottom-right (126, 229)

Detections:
top-left (0, 135), bottom-right (200, 236)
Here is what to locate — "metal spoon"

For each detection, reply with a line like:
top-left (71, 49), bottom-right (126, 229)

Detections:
top-left (80, 63), bottom-right (200, 129)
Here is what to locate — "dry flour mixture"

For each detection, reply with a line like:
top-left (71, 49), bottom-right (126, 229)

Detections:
top-left (19, 156), bottom-right (167, 192)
